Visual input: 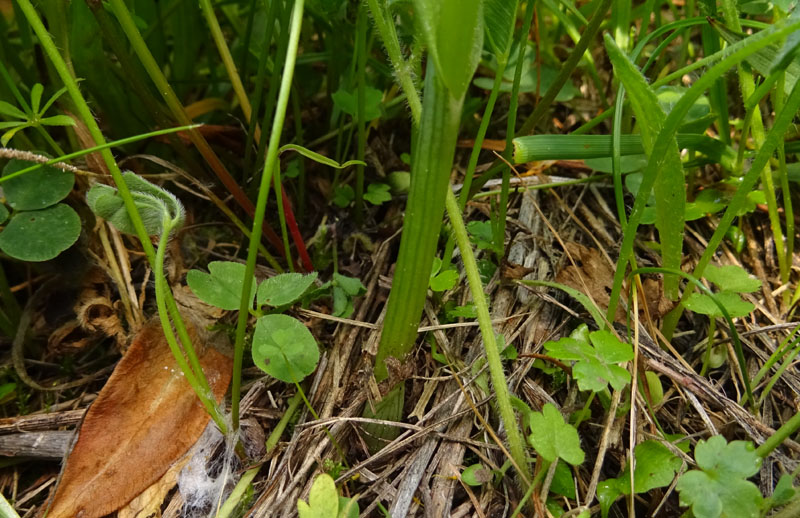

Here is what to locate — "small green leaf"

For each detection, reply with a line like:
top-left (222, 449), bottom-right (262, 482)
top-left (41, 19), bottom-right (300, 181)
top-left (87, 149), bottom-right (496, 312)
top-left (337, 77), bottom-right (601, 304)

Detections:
top-left (703, 264), bottom-right (761, 293)
top-left (253, 314), bottom-right (320, 383)
top-left (430, 269), bottom-right (458, 292)
top-left (544, 330), bottom-right (633, 393)
top-left (0, 205), bottom-right (8, 225)
top-left (0, 100), bottom-right (27, 120)
top-left (337, 496), bottom-right (359, 518)
top-left (597, 479), bottom-right (623, 518)
top-left (363, 183), bottom-right (391, 205)
top-left (461, 463), bottom-right (493, 486)
top-left (333, 273), bottom-right (366, 296)
top-left (676, 436), bottom-right (762, 518)
top-left (257, 272), bottom-right (318, 307)
top-left (619, 440), bottom-right (681, 494)
top-left (186, 261), bottom-right (257, 311)
top-left (297, 473), bottom-right (339, 518)
top-left (38, 115), bottom-right (77, 127)
top-left (528, 403), bottom-right (585, 465)
top-left (30, 83), bottom-right (44, 115)
top-left (331, 85), bottom-right (383, 120)
top-left (644, 371), bottom-right (664, 406)
top-left (1, 125), bottom-right (31, 147)
top-left (0, 204), bottom-right (80, 261)
top-left (685, 291), bottom-right (754, 318)
top-left (550, 460), bottom-right (576, 499)
top-left (3, 159), bottom-right (75, 210)
top-left (332, 185), bottom-right (354, 208)
top-left (770, 474), bottom-right (796, 507)
top-left (467, 220), bottom-right (494, 250)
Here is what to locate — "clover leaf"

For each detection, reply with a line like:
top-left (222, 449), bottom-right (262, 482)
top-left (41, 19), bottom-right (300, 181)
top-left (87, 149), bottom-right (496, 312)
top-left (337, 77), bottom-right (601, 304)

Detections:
top-left (544, 329), bottom-right (633, 393)
top-left (297, 473), bottom-right (358, 518)
top-left (332, 273), bottom-right (366, 318)
top-left (257, 272), bottom-right (318, 307)
top-left (528, 403), bottom-right (585, 465)
top-left (675, 436), bottom-right (762, 518)
top-left (252, 314), bottom-right (319, 383)
top-left (186, 261), bottom-right (257, 311)
top-left (0, 203), bottom-right (80, 261)
top-left (363, 183), bottom-right (391, 205)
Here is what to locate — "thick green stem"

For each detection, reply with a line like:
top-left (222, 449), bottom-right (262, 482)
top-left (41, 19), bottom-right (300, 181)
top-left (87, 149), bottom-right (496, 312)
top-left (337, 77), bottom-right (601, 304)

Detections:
top-left (374, 62), bottom-right (462, 380)
top-left (445, 189), bottom-right (532, 484)
top-left (756, 409), bottom-right (800, 458)
top-left (231, 0), bottom-right (305, 431)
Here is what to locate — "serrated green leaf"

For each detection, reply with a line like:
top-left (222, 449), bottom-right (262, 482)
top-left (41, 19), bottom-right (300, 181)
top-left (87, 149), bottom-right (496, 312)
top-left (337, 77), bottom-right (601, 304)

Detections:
top-left (545, 330), bottom-right (633, 393)
top-left (297, 473), bottom-right (339, 518)
top-left (619, 440), bottom-right (681, 494)
top-left (253, 314), bottom-right (319, 383)
top-left (331, 85), bottom-right (383, 121)
top-left (0, 204), bottom-right (80, 262)
top-left (685, 291), bottom-right (754, 318)
top-left (257, 272), bottom-right (318, 307)
top-left (3, 159), bottom-right (74, 210)
top-left (703, 264), bottom-right (761, 293)
top-left (528, 404), bottom-right (585, 465)
top-left (676, 436), bottom-right (762, 518)
top-left (186, 261), bottom-right (257, 311)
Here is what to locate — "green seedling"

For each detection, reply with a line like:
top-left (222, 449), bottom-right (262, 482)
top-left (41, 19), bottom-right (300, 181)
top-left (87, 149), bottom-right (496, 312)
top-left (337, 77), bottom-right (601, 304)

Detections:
top-left (597, 440), bottom-right (681, 518)
top-left (684, 264), bottom-right (761, 374)
top-left (676, 436), bottom-right (763, 518)
top-left (528, 403), bottom-right (585, 466)
top-left (0, 159), bottom-right (79, 262)
top-left (544, 325), bottom-right (634, 394)
top-left (363, 183), bottom-right (391, 206)
top-left (297, 473), bottom-right (359, 518)
top-left (429, 257), bottom-right (458, 293)
top-left (0, 83), bottom-right (75, 147)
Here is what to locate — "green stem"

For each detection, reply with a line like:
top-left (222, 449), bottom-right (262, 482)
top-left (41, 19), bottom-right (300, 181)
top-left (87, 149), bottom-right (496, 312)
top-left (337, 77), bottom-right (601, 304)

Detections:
top-left (445, 188), bottom-right (532, 484)
top-left (374, 61), bottom-right (462, 380)
top-left (365, 0), bottom-right (421, 124)
top-left (756, 409), bottom-right (800, 458)
top-left (232, 0), bottom-right (305, 431)
top-left (265, 391), bottom-right (304, 453)
top-left (354, 4), bottom-right (368, 224)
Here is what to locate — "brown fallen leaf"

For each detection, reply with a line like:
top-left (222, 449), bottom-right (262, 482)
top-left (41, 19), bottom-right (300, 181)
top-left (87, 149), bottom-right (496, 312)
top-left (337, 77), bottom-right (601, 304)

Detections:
top-left (47, 320), bottom-right (232, 518)
top-left (556, 242), bottom-right (675, 323)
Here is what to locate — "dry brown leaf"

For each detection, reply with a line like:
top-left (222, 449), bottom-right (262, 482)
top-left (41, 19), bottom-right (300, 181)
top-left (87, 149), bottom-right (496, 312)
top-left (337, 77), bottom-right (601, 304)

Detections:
top-left (556, 242), bottom-right (674, 323)
top-left (47, 320), bottom-right (232, 518)
top-left (117, 454), bottom-right (190, 518)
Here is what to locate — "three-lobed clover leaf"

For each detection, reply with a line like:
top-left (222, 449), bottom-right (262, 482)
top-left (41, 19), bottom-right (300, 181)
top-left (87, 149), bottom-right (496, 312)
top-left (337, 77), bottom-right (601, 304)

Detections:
top-left (186, 261), bottom-right (257, 311)
top-left (528, 403), bottom-right (585, 466)
top-left (675, 436), bottom-right (763, 518)
top-left (257, 272), bottom-right (318, 307)
top-left (332, 273), bottom-right (366, 318)
top-left (363, 183), bottom-right (391, 205)
top-left (544, 329), bottom-right (633, 393)
top-left (252, 314), bottom-right (319, 384)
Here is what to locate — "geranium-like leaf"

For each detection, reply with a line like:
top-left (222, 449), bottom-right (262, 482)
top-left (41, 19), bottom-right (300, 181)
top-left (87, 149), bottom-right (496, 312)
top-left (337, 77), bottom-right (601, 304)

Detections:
top-left (186, 261), bottom-right (257, 311)
top-left (685, 291), bottom-right (754, 318)
top-left (676, 436), bottom-right (762, 518)
top-left (297, 473), bottom-right (339, 518)
top-left (528, 403), bottom-right (584, 465)
top-left (545, 330), bottom-right (633, 393)
top-left (703, 264), bottom-right (761, 293)
top-left (252, 314), bottom-right (319, 383)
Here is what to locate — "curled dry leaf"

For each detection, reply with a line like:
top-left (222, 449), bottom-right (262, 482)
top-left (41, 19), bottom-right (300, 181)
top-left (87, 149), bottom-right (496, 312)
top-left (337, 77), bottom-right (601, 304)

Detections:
top-left (556, 242), bottom-right (675, 323)
top-left (47, 320), bottom-right (232, 518)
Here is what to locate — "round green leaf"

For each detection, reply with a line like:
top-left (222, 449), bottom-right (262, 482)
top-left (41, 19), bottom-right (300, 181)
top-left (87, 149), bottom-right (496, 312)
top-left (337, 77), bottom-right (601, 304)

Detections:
top-left (257, 272), bottom-right (318, 307)
top-left (461, 464), bottom-right (492, 486)
top-left (252, 314), bottom-right (319, 383)
top-left (0, 204), bottom-right (80, 261)
top-left (2, 159), bottom-right (74, 210)
top-left (186, 261), bottom-right (257, 311)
